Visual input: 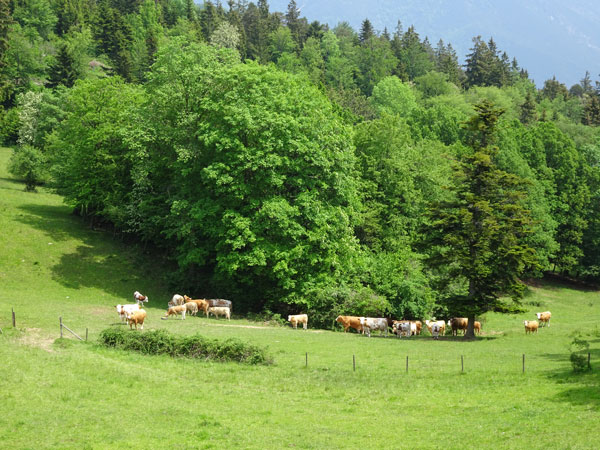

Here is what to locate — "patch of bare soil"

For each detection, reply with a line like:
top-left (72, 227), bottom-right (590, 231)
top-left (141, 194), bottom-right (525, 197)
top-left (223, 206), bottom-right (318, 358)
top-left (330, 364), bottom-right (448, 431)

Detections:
top-left (19, 328), bottom-right (55, 352)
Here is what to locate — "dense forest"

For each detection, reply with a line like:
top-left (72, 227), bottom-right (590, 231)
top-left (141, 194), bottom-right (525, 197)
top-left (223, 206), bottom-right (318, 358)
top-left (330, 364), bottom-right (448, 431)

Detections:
top-left (2, 0), bottom-right (600, 328)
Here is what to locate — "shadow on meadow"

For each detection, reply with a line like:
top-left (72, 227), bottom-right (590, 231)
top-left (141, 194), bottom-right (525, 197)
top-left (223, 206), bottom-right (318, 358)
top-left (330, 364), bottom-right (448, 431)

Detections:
top-left (0, 176), bottom-right (27, 191)
top-left (542, 347), bottom-right (600, 408)
top-left (16, 204), bottom-right (169, 303)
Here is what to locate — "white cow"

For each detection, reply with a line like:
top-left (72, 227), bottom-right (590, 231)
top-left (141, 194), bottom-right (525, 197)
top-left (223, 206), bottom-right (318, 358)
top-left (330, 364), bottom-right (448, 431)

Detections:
top-left (168, 294), bottom-right (185, 307)
top-left (431, 323), bottom-right (442, 339)
top-left (133, 291), bottom-right (149, 305)
top-left (115, 304), bottom-right (140, 322)
top-left (360, 317), bottom-right (388, 337)
top-left (208, 306), bottom-right (230, 320)
top-left (392, 321), bottom-right (413, 338)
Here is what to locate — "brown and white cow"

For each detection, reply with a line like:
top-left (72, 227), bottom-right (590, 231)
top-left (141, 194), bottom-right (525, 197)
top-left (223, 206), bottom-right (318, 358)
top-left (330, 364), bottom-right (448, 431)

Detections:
top-left (126, 309), bottom-right (147, 330)
top-left (524, 320), bottom-right (538, 334)
top-left (536, 311), bottom-right (551, 327)
top-left (288, 314), bottom-right (308, 330)
top-left (335, 316), bottom-right (363, 333)
top-left (448, 317), bottom-right (468, 336)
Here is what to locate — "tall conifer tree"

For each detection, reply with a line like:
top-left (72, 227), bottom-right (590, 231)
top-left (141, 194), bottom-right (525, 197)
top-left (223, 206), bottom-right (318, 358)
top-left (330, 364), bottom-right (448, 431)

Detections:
top-left (425, 100), bottom-right (537, 338)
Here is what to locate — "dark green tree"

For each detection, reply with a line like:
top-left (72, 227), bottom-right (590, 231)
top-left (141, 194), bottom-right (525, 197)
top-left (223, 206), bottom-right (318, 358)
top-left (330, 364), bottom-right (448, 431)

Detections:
top-left (424, 100), bottom-right (537, 338)
top-left (582, 95), bottom-right (600, 126)
top-left (0, 0), bottom-right (13, 105)
top-left (94, 1), bottom-right (134, 80)
top-left (358, 18), bottom-right (374, 43)
top-left (47, 42), bottom-right (79, 88)
top-left (519, 91), bottom-right (537, 125)
top-left (541, 76), bottom-right (569, 100)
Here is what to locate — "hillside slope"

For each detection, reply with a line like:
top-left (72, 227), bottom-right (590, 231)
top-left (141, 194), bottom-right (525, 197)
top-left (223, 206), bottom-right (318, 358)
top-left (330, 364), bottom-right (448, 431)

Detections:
top-left (0, 147), bottom-right (599, 448)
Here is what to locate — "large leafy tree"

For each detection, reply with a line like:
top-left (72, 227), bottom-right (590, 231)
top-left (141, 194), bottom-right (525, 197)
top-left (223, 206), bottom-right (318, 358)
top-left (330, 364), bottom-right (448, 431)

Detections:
top-left (425, 100), bottom-right (538, 337)
top-left (48, 77), bottom-right (146, 225)
top-left (142, 41), bottom-right (361, 312)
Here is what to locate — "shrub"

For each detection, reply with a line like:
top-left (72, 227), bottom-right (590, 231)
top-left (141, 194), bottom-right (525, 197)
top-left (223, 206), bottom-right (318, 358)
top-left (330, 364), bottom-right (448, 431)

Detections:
top-left (98, 328), bottom-right (273, 365)
top-left (8, 144), bottom-right (48, 191)
top-left (569, 334), bottom-right (591, 373)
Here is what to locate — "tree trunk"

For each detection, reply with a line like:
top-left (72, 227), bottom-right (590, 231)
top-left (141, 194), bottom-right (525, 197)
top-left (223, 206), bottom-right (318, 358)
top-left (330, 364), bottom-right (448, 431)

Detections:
top-left (465, 314), bottom-right (476, 339)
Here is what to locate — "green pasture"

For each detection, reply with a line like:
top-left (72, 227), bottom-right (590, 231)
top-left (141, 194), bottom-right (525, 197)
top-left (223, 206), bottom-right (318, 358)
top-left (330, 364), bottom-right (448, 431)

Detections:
top-left (0, 147), bottom-right (599, 449)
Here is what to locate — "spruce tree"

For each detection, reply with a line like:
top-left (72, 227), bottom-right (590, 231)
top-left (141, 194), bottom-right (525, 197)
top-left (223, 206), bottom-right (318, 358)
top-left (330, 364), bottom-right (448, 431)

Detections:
top-left (583, 95), bottom-right (600, 126)
top-left (47, 43), bottom-right (79, 88)
top-left (425, 100), bottom-right (537, 338)
top-left (359, 18), bottom-right (374, 43)
top-left (519, 91), bottom-right (537, 125)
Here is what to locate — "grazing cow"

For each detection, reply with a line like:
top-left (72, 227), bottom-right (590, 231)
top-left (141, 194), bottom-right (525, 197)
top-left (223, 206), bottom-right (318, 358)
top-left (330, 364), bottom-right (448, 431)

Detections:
top-left (206, 299), bottom-right (233, 311)
top-left (208, 306), bottom-right (230, 320)
top-left (425, 320), bottom-right (446, 336)
top-left (163, 305), bottom-right (187, 320)
top-left (392, 320), bottom-right (418, 336)
top-left (431, 322), bottom-right (442, 339)
top-left (183, 296), bottom-right (210, 316)
top-left (115, 304), bottom-right (140, 322)
top-left (133, 291), bottom-right (148, 306)
top-left (413, 320), bottom-right (423, 335)
top-left (536, 311), bottom-right (551, 327)
top-left (288, 314), bottom-right (308, 330)
top-left (360, 317), bottom-right (388, 337)
top-left (524, 320), bottom-right (538, 334)
top-left (126, 309), bottom-right (146, 330)
top-left (168, 294), bottom-right (185, 308)
top-left (184, 302), bottom-right (199, 316)
top-left (335, 316), bottom-right (363, 333)
top-left (392, 321), bottom-right (413, 338)
top-left (448, 317), bottom-right (468, 336)
top-left (474, 321), bottom-right (482, 335)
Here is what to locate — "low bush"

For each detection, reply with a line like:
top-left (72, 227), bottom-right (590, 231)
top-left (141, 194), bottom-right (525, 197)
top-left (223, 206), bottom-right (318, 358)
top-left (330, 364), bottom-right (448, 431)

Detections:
top-left (98, 328), bottom-right (273, 365)
top-left (569, 334), bottom-right (591, 373)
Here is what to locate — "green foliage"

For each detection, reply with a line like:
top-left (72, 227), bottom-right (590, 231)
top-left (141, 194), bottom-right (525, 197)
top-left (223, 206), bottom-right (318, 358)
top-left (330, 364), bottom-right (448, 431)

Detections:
top-left (47, 42), bottom-right (80, 88)
top-left (569, 333), bottom-right (591, 373)
top-left (0, 106), bottom-right (19, 144)
top-left (370, 76), bottom-right (416, 117)
top-left (424, 100), bottom-right (538, 334)
top-left (142, 43), bottom-right (361, 312)
top-left (8, 144), bottom-right (47, 190)
top-left (99, 327), bottom-right (273, 365)
top-left (414, 71), bottom-right (456, 98)
top-left (48, 77), bottom-right (146, 221)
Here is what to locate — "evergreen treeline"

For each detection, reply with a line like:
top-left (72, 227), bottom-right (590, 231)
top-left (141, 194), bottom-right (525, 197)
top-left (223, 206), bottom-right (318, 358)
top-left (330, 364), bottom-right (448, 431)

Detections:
top-left (2, 0), bottom-right (600, 328)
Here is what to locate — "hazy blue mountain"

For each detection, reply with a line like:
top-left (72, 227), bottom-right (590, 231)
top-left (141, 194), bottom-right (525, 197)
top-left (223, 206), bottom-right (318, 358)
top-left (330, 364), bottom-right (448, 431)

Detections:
top-left (267, 0), bottom-right (600, 87)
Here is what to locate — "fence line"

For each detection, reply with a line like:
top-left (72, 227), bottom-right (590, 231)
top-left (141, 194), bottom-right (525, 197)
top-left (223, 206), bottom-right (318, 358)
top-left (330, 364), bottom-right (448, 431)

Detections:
top-left (59, 316), bottom-right (85, 341)
top-left (302, 351), bottom-right (593, 374)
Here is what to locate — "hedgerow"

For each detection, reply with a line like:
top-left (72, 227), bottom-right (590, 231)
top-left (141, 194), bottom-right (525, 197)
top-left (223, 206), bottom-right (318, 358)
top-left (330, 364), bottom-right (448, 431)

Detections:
top-left (99, 328), bottom-right (273, 365)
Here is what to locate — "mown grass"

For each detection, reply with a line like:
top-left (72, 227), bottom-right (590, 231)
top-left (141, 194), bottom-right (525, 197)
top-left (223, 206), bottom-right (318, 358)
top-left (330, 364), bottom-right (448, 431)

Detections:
top-left (0, 147), bottom-right (599, 449)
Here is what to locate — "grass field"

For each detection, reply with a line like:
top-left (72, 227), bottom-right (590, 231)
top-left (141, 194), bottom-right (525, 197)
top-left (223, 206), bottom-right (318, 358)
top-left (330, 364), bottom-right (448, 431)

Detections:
top-left (0, 147), bottom-right (599, 449)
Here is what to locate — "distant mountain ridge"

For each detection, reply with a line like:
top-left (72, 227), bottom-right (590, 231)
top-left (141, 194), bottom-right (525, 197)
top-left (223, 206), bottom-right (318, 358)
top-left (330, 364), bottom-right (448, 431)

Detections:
top-left (267, 0), bottom-right (600, 87)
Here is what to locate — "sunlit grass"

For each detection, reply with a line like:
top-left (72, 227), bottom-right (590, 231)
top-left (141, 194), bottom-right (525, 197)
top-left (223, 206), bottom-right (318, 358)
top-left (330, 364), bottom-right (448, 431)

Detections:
top-left (0, 147), bottom-right (599, 449)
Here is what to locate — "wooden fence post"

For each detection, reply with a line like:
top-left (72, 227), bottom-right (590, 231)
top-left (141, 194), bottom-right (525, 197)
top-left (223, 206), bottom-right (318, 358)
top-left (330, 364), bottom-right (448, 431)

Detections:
top-left (12, 308), bottom-right (15, 327)
top-left (406, 355), bottom-right (409, 373)
top-left (353, 354), bottom-right (356, 372)
top-left (60, 317), bottom-right (63, 338)
top-left (461, 355), bottom-right (464, 372)
top-left (588, 352), bottom-right (591, 370)
top-left (522, 354), bottom-right (525, 373)
top-left (305, 352), bottom-right (307, 368)
top-left (86, 328), bottom-right (89, 342)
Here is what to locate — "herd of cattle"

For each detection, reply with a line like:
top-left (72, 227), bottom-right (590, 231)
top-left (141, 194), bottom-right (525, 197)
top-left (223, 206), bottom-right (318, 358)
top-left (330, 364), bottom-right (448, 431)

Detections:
top-left (289, 311), bottom-right (552, 338)
top-left (115, 291), bottom-right (552, 336)
top-left (115, 292), bottom-right (233, 330)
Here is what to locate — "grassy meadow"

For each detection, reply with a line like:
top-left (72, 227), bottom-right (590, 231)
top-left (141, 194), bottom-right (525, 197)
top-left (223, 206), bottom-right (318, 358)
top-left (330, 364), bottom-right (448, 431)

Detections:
top-left (0, 147), bottom-right (599, 449)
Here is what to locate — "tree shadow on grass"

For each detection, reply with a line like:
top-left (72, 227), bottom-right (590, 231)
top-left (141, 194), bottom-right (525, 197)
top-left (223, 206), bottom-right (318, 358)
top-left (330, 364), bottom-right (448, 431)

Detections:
top-left (0, 176), bottom-right (27, 192)
top-left (541, 348), bottom-right (600, 408)
top-left (16, 203), bottom-right (171, 303)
